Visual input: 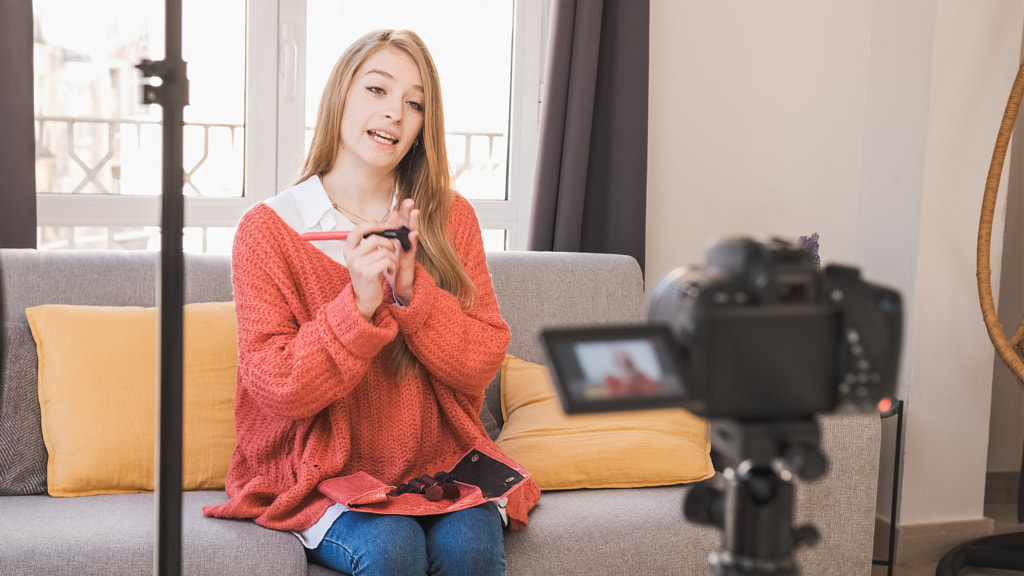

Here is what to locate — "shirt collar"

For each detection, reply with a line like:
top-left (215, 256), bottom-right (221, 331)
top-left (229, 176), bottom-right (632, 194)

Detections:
top-left (294, 175), bottom-right (338, 231)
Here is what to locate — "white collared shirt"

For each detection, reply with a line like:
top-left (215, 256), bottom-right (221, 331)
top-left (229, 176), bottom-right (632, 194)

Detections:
top-left (264, 174), bottom-right (355, 265)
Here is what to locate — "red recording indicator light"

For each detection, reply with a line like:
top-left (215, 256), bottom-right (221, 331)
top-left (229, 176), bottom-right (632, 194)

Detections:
top-left (877, 397), bottom-right (893, 413)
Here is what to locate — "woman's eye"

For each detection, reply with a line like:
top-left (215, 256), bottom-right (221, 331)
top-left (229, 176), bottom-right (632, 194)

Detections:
top-left (367, 86), bottom-right (384, 95)
top-left (407, 101), bottom-right (423, 112)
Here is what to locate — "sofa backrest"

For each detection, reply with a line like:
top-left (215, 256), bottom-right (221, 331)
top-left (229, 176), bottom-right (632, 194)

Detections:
top-left (485, 251), bottom-right (646, 363)
top-left (0, 248), bottom-right (645, 354)
top-left (0, 248), bottom-right (646, 493)
top-left (1, 249), bottom-right (235, 326)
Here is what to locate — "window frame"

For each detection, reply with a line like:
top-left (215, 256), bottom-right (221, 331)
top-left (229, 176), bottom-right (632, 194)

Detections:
top-left (34, 0), bottom-right (543, 251)
top-left (476, 0), bottom-right (545, 250)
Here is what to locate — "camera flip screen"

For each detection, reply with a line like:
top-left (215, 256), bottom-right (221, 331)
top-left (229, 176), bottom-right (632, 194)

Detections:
top-left (540, 325), bottom-right (687, 414)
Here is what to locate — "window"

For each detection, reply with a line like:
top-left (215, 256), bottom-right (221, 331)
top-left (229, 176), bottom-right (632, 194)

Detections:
top-left (33, 0), bottom-right (253, 253)
top-left (33, 0), bottom-right (544, 253)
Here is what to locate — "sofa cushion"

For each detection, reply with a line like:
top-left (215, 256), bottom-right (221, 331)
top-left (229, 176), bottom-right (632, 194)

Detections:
top-left (496, 354), bottom-right (713, 491)
top-left (504, 486), bottom-right (719, 575)
top-left (0, 326), bottom-right (47, 495)
top-left (0, 492), bottom-right (308, 576)
top-left (25, 302), bottom-right (237, 497)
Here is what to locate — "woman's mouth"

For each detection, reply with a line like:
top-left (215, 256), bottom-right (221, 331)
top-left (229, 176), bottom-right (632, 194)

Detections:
top-left (368, 130), bottom-right (398, 145)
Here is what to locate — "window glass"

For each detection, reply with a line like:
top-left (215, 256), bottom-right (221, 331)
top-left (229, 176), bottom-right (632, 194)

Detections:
top-left (38, 225), bottom-right (155, 250)
top-left (38, 225), bottom-right (234, 254)
top-left (481, 229), bottom-right (508, 252)
top-left (32, 0), bottom-right (246, 198)
top-left (305, 0), bottom-right (514, 201)
top-left (32, 0), bottom-right (532, 254)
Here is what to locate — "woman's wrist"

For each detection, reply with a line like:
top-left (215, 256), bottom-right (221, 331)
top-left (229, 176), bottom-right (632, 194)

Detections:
top-left (355, 296), bottom-right (378, 322)
top-left (393, 290), bottom-right (411, 307)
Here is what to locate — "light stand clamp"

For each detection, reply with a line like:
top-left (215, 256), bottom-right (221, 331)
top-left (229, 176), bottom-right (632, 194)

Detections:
top-left (136, 58), bottom-right (189, 108)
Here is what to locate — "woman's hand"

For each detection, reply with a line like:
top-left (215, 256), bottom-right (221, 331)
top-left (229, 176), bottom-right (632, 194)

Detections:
top-left (386, 199), bottom-right (420, 306)
top-left (344, 222), bottom-right (399, 321)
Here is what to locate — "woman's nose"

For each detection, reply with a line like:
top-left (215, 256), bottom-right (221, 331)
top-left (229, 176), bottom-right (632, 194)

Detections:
top-left (384, 96), bottom-right (403, 121)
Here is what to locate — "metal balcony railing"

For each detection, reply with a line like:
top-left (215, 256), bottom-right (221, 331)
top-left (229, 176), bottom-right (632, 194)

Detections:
top-left (36, 115), bottom-right (505, 198)
top-left (35, 115), bottom-right (244, 197)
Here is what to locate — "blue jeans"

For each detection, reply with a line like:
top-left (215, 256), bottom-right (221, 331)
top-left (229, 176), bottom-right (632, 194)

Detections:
top-left (306, 503), bottom-right (505, 576)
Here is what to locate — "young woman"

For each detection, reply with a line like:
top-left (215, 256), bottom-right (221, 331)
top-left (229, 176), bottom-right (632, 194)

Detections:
top-left (203, 29), bottom-right (540, 575)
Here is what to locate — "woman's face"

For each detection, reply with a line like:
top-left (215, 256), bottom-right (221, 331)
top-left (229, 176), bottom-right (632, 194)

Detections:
top-left (338, 46), bottom-right (425, 174)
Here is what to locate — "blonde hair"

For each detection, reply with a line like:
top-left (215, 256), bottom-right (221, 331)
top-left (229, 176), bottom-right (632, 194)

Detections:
top-left (299, 29), bottom-right (476, 375)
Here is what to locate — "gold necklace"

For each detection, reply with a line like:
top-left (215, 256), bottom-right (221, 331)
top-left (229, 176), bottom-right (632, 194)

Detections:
top-left (331, 200), bottom-right (388, 224)
top-left (329, 186), bottom-right (396, 225)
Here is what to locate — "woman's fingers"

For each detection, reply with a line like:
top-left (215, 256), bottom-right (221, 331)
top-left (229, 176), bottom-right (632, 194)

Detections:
top-left (345, 222), bottom-right (387, 253)
top-left (345, 222), bottom-right (399, 320)
top-left (388, 201), bottom-right (418, 305)
top-left (344, 202), bottom-right (421, 313)
top-left (349, 251), bottom-right (398, 320)
top-left (408, 206), bottom-right (418, 233)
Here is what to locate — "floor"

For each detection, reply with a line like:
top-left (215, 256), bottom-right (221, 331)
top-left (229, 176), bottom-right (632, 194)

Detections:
top-left (871, 503), bottom-right (1024, 576)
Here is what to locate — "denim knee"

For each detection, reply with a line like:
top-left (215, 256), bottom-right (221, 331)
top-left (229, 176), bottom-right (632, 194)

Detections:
top-left (424, 504), bottom-right (505, 576)
top-left (310, 512), bottom-right (428, 575)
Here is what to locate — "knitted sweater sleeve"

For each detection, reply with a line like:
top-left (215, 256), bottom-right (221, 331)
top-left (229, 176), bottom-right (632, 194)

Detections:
top-left (388, 195), bottom-right (510, 393)
top-left (232, 205), bottom-right (400, 420)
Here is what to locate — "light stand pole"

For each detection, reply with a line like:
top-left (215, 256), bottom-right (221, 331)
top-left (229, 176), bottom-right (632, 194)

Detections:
top-left (136, 0), bottom-right (188, 574)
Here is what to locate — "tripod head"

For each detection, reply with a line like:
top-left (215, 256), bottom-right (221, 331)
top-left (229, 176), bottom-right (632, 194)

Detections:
top-left (684, 419), bottom-right (825, 575)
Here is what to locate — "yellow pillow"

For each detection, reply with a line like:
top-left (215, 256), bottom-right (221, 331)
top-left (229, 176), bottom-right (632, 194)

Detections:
top-left (26, 302), bottom-right (238, 497)
top-left (496, 354), bottom-right (713, 491)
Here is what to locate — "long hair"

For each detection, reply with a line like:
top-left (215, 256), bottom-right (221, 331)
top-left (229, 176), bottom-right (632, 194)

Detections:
top-left (298, 29), bottom-right (476, 375)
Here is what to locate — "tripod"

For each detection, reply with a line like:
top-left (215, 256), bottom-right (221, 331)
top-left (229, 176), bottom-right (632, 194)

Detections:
top-left (685, 419), bottom-right (826, 575)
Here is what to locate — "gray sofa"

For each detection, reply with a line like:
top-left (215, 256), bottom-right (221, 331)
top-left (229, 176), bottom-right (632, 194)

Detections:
top-left (0, 248), bottom-right (881, 575)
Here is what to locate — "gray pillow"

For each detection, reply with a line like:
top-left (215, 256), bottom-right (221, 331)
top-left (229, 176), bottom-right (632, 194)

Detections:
top-left (0, 325), bottom-right (48, 495)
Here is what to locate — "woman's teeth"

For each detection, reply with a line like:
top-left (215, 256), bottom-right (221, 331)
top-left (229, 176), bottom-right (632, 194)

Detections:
top-left (369, 130), bottom-right (397, 145)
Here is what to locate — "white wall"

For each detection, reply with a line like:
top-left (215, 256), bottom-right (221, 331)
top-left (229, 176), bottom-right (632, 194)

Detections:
top-left (902, 1), bottom-right (1020, 525)
top-left (647, 2), bottom-right (873, 276)
top-left (648, 0), bottom-right (1022, 527)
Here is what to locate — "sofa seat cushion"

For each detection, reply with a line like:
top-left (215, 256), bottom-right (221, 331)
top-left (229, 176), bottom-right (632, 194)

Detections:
top-left (499, 413), bottom-right (881, 576)
top-left (503, 486), bottom-right (718, 575)
top-left (0, 491), bottom-right (307, 576)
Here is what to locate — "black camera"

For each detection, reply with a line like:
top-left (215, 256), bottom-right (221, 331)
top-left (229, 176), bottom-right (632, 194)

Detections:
top-left (540, 236), bottom-right (902, 420)
top-left (540, 236), bottom-right (903, 575)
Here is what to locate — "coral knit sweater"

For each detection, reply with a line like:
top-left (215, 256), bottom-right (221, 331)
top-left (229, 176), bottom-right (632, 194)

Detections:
top-left (203, 195), bottom-right (540, 532)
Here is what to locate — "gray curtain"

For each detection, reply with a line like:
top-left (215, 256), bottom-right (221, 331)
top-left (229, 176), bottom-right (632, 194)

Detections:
top-left (0, 0), bottom-right (37, 249)
top-left (529, 0), bottom-right (649, 272)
